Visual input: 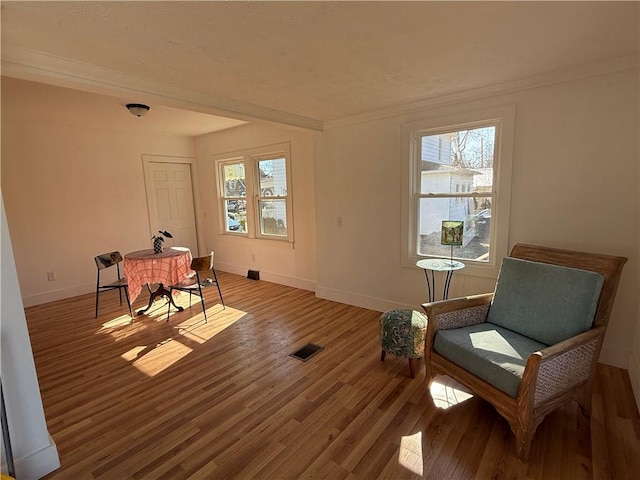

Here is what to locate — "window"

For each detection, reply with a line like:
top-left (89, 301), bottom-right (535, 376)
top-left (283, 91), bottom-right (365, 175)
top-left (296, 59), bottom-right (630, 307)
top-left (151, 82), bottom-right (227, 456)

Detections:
top-left (216, 143), bottom-right (293, 242)
top-left (402, 106), bottom-right (515, 275)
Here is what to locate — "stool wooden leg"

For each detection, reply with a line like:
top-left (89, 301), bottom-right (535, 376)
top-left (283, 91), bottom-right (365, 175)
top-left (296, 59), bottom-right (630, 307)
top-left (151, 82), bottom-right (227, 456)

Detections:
top-left (408, 358), bottom-right (419, 378)
top-left (381, 350), bottom-right (386, 361)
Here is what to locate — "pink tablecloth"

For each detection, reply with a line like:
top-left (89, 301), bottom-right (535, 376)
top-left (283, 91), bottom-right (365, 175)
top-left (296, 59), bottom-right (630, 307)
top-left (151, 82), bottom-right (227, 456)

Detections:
top-left (124, 247), bottom-right (193, 303)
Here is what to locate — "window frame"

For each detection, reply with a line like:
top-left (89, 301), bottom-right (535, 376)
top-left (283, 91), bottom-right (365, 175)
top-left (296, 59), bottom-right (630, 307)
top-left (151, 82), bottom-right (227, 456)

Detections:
top-left (401, 105), bottom-right (515, 278)
top-left (215, 143), bottom-right (294, 244)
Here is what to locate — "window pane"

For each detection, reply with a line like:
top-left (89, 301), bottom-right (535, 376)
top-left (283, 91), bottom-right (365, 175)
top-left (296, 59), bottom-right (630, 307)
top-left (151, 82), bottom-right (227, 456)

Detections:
top-left (258, 158), bottom-right (287, 196)
top-left (259, 199), bottom-right (287, 236)
top-left (420, 126), bottom-right (495, 194)
top-left (225, 200), bottom-right (246, 233)
top-left (417, 197), bottom-right (492, 262)
top-left (223, 163), bottom-right (246, 197)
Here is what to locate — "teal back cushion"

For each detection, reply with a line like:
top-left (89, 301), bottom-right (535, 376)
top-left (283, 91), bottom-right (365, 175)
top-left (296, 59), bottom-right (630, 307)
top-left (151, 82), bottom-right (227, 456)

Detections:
top-left (486, 257), bottom-right (604, 345)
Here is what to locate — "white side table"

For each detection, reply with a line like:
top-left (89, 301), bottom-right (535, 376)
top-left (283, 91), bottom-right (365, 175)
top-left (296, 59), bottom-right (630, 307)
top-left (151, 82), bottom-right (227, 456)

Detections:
top-left (416, 258), bottom-right (465, 302)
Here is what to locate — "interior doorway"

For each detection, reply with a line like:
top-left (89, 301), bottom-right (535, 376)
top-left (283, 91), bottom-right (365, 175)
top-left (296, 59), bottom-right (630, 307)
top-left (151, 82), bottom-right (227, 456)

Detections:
top-left (142, 155), bottom-right (198, 255)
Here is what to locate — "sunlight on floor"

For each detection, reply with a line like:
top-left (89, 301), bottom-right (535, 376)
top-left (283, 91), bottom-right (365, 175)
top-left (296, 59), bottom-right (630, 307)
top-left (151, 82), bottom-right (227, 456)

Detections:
top-left (169, 304), bottom-right (247, 343)
top-left (101, 314), bottom-right (133, 329)
top-left (430, 375), bottom-right (474, 409)
top-left (399, 431), bottom-right (423, 475)
top-left (112, 303), bottom-right (247, 377)
top-left (122, 340), bottom-right (194, 376)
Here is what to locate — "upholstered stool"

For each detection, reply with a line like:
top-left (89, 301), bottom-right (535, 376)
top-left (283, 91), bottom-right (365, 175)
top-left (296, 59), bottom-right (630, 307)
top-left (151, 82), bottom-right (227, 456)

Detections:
top-left (380, 309), bottom-right (428, 378)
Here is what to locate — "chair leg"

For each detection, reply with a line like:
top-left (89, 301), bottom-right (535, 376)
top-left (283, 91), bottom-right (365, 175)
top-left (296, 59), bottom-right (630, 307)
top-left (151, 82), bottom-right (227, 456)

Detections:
top-left (211, 269), bottom-right (225, 309)
top-left (95, 289), bottom-right (100, 318)
top-left (123, 287), bottom-right (133, 319)
top-left (576, 384), bottom-right (593, 418)
top-left (199, 288), bottom-right (207, 322)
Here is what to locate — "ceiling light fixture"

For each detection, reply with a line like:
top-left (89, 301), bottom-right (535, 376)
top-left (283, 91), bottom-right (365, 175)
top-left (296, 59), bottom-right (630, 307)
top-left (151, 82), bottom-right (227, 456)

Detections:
top-left (126, 103), bottom-right (150, 117)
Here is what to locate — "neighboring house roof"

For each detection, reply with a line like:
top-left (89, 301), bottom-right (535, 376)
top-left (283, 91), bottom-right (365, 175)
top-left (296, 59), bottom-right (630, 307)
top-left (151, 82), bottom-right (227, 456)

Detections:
top-left (421, 160), bottom-right (481, 177)
top-left (473, 167), bottom-right (494, 189)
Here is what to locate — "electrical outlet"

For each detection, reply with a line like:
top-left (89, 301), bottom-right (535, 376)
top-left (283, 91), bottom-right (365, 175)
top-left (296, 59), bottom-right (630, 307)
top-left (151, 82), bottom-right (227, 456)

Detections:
top-left (336, 216), bottom-right (343, 227)
top-left (47, 271), bottom-right (57, 281)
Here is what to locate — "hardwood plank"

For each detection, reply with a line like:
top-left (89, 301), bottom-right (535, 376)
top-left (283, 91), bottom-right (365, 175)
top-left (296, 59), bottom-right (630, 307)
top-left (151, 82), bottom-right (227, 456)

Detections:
top-left (22, 271), bottom-right (639, 479)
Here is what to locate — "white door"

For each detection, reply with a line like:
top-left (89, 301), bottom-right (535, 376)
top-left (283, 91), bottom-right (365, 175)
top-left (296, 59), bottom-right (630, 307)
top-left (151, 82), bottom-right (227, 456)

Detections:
top-left (144, 159), bottom-right (198, 255)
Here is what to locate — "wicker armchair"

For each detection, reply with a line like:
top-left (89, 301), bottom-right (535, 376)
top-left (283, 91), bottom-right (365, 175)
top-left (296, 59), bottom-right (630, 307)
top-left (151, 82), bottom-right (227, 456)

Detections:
top-left (422, 244), bottom-right (627, 461)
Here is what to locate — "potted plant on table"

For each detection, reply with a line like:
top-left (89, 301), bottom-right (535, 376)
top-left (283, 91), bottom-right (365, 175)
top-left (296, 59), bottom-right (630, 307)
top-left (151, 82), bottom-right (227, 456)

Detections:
top-left (152, 230), bottom-right (173, 254)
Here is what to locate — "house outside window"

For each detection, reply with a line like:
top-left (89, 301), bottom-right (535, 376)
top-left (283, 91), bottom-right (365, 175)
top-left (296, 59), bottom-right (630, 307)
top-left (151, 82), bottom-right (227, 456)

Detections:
top-left (216, 143), bottom-right (293, 242)
top-left (401, 106), bottom-right (515, 276)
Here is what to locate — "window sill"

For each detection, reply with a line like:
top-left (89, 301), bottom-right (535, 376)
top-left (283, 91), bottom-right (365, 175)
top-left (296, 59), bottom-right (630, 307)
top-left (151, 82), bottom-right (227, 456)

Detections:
top-left (218, 233), bottom-right (295, 249)
top-left (407, 256), bottom-right (500, 279)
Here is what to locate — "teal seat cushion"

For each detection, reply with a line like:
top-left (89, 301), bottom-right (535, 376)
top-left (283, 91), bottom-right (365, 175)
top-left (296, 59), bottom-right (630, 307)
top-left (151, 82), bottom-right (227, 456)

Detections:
top-left (434, 323), bottom-right (548, 397)
top-left (486, 258), bottom-right (604, 345)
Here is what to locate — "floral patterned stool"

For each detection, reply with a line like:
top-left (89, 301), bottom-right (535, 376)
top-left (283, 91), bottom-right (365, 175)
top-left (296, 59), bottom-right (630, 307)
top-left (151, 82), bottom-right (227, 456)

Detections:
top-left (379, 309), bottom-right (428, 378)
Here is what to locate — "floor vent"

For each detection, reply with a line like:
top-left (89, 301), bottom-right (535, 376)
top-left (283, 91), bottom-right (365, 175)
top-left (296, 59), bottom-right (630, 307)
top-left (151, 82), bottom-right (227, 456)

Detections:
top-left (290, 343), bottom-right (324, 362)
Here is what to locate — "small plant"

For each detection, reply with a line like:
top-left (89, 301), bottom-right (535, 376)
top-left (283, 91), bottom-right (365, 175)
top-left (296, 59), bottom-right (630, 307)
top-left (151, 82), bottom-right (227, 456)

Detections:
top-left (152, 230), bottom-right (173, 243)
top-left (152, 230), bottom-right (173, 253)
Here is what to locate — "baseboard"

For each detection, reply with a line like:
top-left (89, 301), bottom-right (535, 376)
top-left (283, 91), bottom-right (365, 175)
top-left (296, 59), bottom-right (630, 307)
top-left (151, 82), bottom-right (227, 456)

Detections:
top-left (216, 263), bottom-right (316, 292)
top-left (315, 285), bottom-right (415, 313)
top-left (599, 345), bottom-right (631, 370)
top-left (629, 347), bottom-right (640, 414)
top-left (11, 434), bottom-right (60, 480)
top-left (22, 283), bottom-right (93, 307)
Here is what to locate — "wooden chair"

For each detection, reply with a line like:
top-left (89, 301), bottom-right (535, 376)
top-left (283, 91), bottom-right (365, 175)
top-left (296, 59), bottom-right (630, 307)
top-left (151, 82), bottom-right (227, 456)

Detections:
top-left (422, 243), bottom-right (627, 461)
top-left (94, 251), bottom-right (133, 318)
top-left (167, 252), bottom-right (225, 321)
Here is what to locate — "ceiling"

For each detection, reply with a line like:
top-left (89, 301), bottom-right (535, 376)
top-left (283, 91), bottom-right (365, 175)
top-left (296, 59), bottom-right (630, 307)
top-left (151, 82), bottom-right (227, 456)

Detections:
top-left (2, 1), bottom-right (639, 134)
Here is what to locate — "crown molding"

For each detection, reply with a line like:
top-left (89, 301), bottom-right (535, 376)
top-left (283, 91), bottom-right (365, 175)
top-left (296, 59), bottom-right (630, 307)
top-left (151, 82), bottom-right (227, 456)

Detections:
top-left (324, 54), bottom-right (639, 130)
top-left (1, 46), bottom-right (324, 132)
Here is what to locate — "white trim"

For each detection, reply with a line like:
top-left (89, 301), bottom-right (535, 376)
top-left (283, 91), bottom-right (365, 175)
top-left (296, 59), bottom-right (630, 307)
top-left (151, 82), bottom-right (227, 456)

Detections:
top-left (213, 142), bottom-right (294, 244)
top-left (599, 345), bottom-right (632, 370)
top-left (11, 434), bottom-right (60, 480)
top-left (22, 283), bottom-right (94, 307)
top-left (216, 263), bottom-right (315, 292)
top-left (325, 55), bottom-right (638, 130)
top-left (142, 154), bottom-right (195, 165)
top-left (401, 105), bottom-right (515, 279)
top-left (315, 286), bottom-right (415, 313)
top-left (1, 46), bottom-right (323, 132)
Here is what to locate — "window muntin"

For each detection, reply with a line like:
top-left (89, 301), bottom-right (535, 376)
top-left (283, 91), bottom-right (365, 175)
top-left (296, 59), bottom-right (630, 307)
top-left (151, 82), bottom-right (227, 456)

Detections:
top-left (220, 160), bottom-right (247, 234)
top-left (216, 144), bottom-right (293, 242)
top-left (255, 157), bottom-right (288, 238)
top-left (402, 106), bottom-right (514, 276)
top-left (416, 126), bottom-right (496, 263)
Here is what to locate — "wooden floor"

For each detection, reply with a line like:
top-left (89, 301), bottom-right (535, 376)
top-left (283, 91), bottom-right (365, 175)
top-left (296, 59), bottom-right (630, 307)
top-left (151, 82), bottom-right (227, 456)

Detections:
top-left (25, 272), bottom-right (640, 479)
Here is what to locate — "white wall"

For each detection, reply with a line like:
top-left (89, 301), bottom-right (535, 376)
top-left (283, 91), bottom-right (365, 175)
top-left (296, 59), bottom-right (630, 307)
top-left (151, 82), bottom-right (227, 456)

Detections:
top-left (1, 196), bottom-right (60, 479)
top-left (194, 122), bottom-right (317, 290)
top-left (314, 68), bottom-right (639, 369)
top-left (1, 78), bottom-right (196, 307)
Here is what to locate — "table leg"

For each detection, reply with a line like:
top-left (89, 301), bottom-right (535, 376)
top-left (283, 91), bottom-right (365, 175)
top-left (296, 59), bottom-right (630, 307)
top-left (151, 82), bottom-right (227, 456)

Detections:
top-left (443, 271), bottom-right (454, 300)
top-left (423, 269), bottom-right (436, 302)
top-left (137, 283), bottom-right (184, 315)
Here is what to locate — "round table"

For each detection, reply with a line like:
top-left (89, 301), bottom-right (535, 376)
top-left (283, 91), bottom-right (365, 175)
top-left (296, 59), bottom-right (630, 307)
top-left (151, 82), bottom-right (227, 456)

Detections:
top-left (124, 247), bottom-right (193, 315)
top-left (416, 258), bottom-right (465, 302)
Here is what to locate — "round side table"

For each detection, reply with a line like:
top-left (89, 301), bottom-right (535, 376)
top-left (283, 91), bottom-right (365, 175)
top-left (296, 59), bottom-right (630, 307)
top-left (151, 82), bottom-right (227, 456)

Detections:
top-left (416, 258), bottom-right (465, 302)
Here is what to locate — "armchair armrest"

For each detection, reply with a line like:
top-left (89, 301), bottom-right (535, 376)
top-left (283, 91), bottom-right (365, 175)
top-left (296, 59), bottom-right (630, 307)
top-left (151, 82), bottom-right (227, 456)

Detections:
top-left (422, 293), bottom-right (493, 331)
top-left (522, 327), bottom-right (604, 405)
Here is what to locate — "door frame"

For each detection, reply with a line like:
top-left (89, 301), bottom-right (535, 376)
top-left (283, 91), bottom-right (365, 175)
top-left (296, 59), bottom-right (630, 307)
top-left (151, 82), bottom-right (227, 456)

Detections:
top-left (142, 154), bottom-right (202, 256)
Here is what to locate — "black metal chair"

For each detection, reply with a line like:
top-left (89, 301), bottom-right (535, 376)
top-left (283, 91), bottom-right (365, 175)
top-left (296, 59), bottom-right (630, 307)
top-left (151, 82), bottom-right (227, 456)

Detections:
top-left (167, 252), bottom-right (225, 321)
top-left (94, 251), bottom-right (133, 318)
